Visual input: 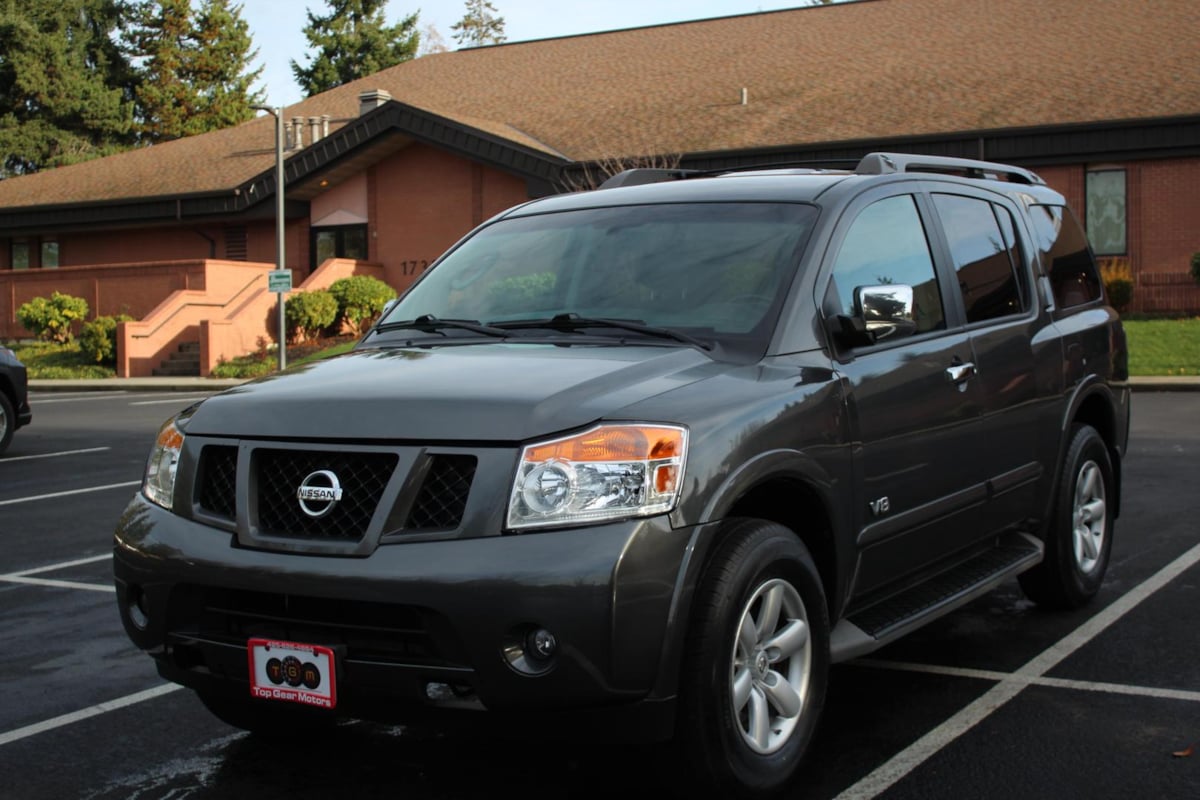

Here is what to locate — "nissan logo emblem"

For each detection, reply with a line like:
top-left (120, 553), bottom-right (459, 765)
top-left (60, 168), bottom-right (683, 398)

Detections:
top-left (297, 470), bottom-right (344, 518)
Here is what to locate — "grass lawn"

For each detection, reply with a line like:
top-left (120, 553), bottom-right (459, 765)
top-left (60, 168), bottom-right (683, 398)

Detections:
top-left (1123, 318), bottom-right (1200, 377)
top-left (7, 341), bottom-right (116, 379)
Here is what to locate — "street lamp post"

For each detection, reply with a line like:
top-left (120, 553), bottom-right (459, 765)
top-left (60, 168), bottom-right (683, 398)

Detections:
top-left (253, 104), bottom-right (287, 371)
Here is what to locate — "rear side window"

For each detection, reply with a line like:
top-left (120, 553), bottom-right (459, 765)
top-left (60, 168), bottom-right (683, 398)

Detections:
top-left (827, 195), bottom-right (945, 335)
top-left (932, 194), bottom-right (1025, 323)
top-left (1029, 204), bottom-right (1102, 308)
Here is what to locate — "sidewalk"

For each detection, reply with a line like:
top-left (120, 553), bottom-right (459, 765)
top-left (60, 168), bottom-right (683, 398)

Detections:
top-left (27, 376), bottom-right (1200, 393)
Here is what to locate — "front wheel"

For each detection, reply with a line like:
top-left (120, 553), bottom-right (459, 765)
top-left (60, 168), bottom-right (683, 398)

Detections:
top-left (675, 519), bottom-right (829, 798)
top-left (0, 391), bottom-right (14, 455)
top-left (1019, 424), bottom-right (1115, 609)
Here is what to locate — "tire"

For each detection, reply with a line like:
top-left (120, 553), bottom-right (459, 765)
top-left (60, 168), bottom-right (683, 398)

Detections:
top-left (0, 391), bottom-right (14, 456)
top-left (675, 519), bottom-right (829, 798)
top-left (197, 690), bottom-right (336, 737)
top-left (1019, 424), bottom-right (1115, 609)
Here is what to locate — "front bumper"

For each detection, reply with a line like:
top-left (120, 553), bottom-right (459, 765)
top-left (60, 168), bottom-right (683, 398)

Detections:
top-left (113, 495), bottom-right (697, 734)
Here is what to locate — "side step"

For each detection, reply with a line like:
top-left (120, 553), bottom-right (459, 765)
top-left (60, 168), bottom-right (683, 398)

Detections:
top-left (830, 532), bottom-right (1043, 663)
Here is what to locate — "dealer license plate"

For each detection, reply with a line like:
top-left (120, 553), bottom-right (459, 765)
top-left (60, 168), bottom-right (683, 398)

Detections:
top-left (247, 638), bottom-right (337, 709)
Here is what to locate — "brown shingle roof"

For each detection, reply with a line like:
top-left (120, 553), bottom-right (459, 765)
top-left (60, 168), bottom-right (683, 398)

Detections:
top-left (1, 0), bottom-right (1196, 210)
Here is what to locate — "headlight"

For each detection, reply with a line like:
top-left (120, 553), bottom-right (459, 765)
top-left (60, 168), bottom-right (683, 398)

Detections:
top-left (143, 417), bottom-right (185, 510)
top-left (507, 424), bottom-right (687, 530)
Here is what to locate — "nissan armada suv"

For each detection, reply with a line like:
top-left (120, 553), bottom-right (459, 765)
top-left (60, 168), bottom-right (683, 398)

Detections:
top-left (114, 153), bottom-right (1129, 797)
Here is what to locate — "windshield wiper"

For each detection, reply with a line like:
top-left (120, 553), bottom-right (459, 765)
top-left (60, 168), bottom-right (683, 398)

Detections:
top-left (373, 314), bottom-right (509, 338)
top-left (494, 313), bottom-right (712, 351)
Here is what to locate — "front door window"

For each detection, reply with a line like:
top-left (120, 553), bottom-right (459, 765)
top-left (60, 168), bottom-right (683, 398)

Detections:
top-left (311, 225), bottom-right (368, 269)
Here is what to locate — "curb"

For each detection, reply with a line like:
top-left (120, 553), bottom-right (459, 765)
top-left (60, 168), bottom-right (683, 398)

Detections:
top-left (27, 376), bottom-right (1200, 393)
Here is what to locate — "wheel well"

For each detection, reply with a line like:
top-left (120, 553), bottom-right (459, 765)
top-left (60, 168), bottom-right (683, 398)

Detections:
top-left (725, 478), bottom-right (837, 615)
top-left (1073, 392), bottom-right (1121, 517)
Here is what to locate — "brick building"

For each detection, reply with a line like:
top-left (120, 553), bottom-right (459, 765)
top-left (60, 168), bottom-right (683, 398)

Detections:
top-left (0, 0), bottom-right (1197, 373)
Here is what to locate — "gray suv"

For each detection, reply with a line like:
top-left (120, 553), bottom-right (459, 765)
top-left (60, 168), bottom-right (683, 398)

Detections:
top-left (114, 153), bottom-right (1128, 797)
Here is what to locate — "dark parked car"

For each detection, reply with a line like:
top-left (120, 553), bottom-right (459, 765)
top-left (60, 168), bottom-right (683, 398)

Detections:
top-left (115, 153), bottom-right (1128, 797)
top-left (0, 345), bottom-right (31, 455)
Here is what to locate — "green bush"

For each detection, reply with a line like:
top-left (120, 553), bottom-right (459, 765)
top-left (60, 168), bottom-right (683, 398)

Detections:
top-left (328, 276), bottom-right (397, 335)
top-left (285, 290), bottom-right (338, 343)
top-left (79, 314), bottom-right (134, 365)
top-left (16, 292), bottom-right (90, 343)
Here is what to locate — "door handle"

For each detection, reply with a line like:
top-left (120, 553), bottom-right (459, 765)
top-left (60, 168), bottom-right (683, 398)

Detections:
top-left (946, 361), bottom-right (976, 384)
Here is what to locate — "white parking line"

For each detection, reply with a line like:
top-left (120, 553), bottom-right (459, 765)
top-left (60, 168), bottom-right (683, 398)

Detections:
top-left (7, 553), bottom-right (111, 577)
top-left (855, 660), bottom-right (1200, 704)
top-left (0, 480), bottom-right (140, 507)
top-left (128, 396), bottom-right (210, 406)
top-left (836, 540), bottom-right (1200, 800)
top-left (0, 684), bottom-right (184, 747)
top-left (0, 576), bottom-right (114, 592)
top-left (0, 447), bottom-right (110, 464)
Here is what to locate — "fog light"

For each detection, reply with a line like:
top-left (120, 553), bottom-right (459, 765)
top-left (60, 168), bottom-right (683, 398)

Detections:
top-left (529, 628), bottom-right (557, 659)
top-left (127, 585), bottom-right (149, 630)
top-left (425, 682), bottom-right (453, 701)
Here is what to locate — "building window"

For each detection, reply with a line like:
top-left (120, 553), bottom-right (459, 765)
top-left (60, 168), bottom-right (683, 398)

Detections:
top-left (41, 240), bottom-right (59, 268)
top-left (11, 240), bottom-right (30, 270)
top-left (1086, 169), bottom-right (1126, 256)
top-left (311, 224), bottom-right (368, 269)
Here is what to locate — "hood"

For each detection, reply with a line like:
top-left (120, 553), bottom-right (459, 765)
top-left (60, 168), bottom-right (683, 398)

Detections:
top-left (184, 343), bottom-right (721, 441)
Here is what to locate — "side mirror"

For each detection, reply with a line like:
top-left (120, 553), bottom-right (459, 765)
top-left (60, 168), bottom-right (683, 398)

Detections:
top-left (856, 284), bottom-right (916, 342)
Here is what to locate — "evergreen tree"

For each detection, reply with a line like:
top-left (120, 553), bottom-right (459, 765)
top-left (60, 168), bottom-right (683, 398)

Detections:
top-left (450, 0), bottom-right (505, 48)
top-left (191, 0), bottom-right (264, 130)
top-left (126, 0), bottom-right (263, 143)
top-left (291, 0), bottom-right (419, 97)
top-left (0, 0), bottom-right (136, 176)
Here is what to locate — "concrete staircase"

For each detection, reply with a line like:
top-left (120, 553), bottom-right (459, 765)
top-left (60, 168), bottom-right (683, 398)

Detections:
top-left (152, 342), bottom-right (201, 377)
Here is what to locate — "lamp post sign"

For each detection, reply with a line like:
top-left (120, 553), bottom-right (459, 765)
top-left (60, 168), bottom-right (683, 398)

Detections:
top-left (268, 270), bottom-right (293, 293)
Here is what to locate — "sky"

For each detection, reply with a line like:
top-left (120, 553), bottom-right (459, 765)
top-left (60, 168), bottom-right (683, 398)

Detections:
top-left (239, 1), bottom-right (814, 107)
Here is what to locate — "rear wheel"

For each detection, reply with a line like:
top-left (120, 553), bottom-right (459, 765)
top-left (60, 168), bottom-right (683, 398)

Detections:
top-left (1019, 424), bottom-right (1114, 609)
top-left (676, 519), bottom-right (829, 797)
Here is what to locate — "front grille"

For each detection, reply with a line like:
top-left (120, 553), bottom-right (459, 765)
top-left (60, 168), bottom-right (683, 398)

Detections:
top-left (167, 585), bottom-right (462, 667)
top-left (197, 445), bottom-right (238, 520)
top-left (256, 449), bottom-right (398, 541)
top-left (406, 455), bottom-right (477, 530)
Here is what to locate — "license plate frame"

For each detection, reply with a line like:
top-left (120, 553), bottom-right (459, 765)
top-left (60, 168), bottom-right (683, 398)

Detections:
top-left (247, 638), bottom-right (338, 710)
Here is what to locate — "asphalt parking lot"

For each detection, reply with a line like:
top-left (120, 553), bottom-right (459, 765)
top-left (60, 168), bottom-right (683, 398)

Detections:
top-left (0, 389), bottom-right (1196, 799)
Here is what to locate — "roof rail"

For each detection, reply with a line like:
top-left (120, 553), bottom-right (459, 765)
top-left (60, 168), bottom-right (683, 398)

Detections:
top-left (598, 168), bottom-right (701, 189)
top-left (856, 153), bottom-right (1044, 185)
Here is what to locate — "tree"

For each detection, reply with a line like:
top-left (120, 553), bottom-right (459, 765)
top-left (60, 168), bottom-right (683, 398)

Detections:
top-left (125, 0), bottom-right (263, 143)
top-left (291, 0), bottom-right (419, 97)
top-left (450, 0), bottom-right (505, 48)
top-left (0, 0), bottom-right (137, 176)
top-left (418, 22), bottom-right (449, 56)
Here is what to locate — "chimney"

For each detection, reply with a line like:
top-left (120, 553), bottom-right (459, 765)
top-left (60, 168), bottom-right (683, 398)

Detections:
top-left (309, 116), bottom-right (321, 144)
top-left (291, 117), bottom-right (305, 149)
top-left (358, 89), bottom-right (393, 116)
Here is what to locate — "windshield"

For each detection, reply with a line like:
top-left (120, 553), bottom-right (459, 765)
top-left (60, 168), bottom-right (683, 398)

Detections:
top-left (378, 202), bottom-right (816, 356)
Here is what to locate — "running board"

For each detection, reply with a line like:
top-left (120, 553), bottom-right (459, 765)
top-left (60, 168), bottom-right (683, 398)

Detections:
top-left (830, 532), bottom-right (1043, 663)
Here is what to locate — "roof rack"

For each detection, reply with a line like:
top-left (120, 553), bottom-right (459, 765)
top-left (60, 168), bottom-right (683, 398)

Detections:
top-left (596, 153), bottom-right (1044, 190)
top-left (855, 153), bottom-right (1044, 185)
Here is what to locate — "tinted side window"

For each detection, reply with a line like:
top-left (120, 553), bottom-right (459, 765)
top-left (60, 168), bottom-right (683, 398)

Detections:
top-left (1029, 204), bottom-right (1102, 308)
top-left (828, 195), bottom-right (945, 335)
top-left (932, 194), bottom-right (1023, 323)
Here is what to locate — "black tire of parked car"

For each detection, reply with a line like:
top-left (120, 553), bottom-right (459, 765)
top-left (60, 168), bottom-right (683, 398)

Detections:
top-left (197, 690), bottom-right (337, 737)
top-left (0, 391), bottom-right (14, 455)
top-left (1019, 423), bottom-right (1115, 609)
top-left (675, 518), bottom-right (829, 798)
